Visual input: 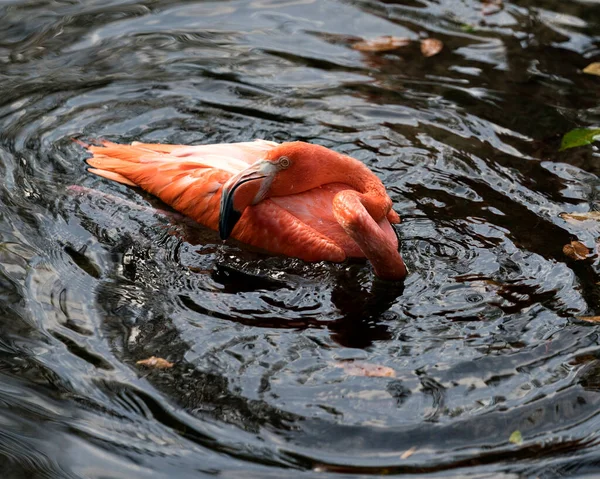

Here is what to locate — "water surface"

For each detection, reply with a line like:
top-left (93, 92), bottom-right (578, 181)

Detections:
top-left (1, 0), bottom-right (600, 477)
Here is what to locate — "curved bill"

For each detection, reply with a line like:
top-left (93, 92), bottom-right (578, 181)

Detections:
top-left (219, 161), bottom-right (273, 240)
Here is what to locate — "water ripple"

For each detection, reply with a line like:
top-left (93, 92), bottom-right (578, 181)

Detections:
top-left (0, 0), bottom-right (600, 477)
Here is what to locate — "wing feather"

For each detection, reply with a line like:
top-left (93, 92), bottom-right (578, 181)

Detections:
top-left (83, 139), bottom-right (376, 262)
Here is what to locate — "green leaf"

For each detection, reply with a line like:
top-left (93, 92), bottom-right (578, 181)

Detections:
top-left (461, 24), bottom-right (476, 33)
top-left (509, 430), bottom-right (523, 445)
top-left (560, 128), bottom-right (600, 151)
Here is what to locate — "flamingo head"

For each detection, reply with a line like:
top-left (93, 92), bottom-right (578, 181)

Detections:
top-left (219, 142), bottom-right (407, 281)
top-left (219, 142), bottom-right (320, 240)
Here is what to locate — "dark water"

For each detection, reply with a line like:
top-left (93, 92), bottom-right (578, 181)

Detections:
top-left (1, 0), bottom-right (600, 477)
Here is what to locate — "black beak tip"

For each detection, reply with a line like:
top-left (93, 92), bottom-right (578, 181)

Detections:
top-left (219, 226), bottom-right (227, 241)
top-left (219, 208), bottom-right (242, 240)
top-left (219, 186), bottom-right (243, 241)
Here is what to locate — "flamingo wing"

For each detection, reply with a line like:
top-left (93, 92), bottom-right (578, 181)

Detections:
top-left (86, 141), bottom-right (253, 228)
top-left (168, 139), bottom-right (278, 169)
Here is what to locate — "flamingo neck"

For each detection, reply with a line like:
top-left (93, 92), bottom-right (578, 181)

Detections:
top-left (333, 190), bottom-right (407, 281)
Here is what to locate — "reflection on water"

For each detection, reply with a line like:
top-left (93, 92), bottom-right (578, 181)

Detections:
top-left (1, 0), bottom-right (600, 477)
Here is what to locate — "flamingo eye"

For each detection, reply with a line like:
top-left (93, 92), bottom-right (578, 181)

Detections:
top-left (278, 156), bottom-right (291, 169)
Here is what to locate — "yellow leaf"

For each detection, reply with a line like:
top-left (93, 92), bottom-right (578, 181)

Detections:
top-left (583, 63), bottom-right (600, 76)
top-left (136, 356), bottom-right (174, 369)
top-left (509, 430), bottom-right (523, 445)
top-left (420, 38), bottom-right (443, 57)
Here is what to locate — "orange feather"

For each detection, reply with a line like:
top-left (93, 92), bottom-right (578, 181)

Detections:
top-left (83, 139), bottom-right (406, 279)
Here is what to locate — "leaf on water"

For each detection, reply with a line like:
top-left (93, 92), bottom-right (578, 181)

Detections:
top-left (335, 361), bottom-right (396, 377)
top-left (563, 241), bottom-right (589, 260)
top-left (420, 38), bottom-right (444, 57)
top-left (400, 447), bottom-right (417, 459)
top-left (509, 430), bottom-right (523, 445)
top-left (583, 63), bottom-right (600, 76)
top-left (559, 128), bottom-right (600, 151)
top-left (559, 211), bottom-right (600, 222)
top-left (577, 316), bottom-right (600, 323)
top-left (482, 0), bottom-right (503, 15)
top-left (352, 36), bottom-right (411, 52)
top-left (136, 356), bottom-right (174, 369)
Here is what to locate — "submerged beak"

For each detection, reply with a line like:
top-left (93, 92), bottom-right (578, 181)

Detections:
top-left (219, 160), bottom-right (275, 240)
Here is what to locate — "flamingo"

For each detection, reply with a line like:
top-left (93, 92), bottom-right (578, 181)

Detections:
top-left (84, 139), bottom-right (407, 280)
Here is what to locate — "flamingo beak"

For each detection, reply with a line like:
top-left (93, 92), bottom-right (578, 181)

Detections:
top-left (219, 160), bottom-right (275, 240)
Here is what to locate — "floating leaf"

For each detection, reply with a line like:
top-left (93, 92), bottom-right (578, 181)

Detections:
top-left (509, 430), bottom-right (523, 445)
top-left (583, 63), bottom-right (600, 77)
top-left (400, 447), bottom-right (417, 459)
top-left (577, 316), bottom-right (600, 323)
top-left (559, 128), bottom-right (600, 151)
top-left (560, 211), bottom-right (600, 222)
top-left (335, 361), bottom-right (396, 377)
top-left (420, 38), bottom-right (444, 57)
top-left (136, 356), bottom-right (174, 369)
top-left (352, 36), bottom-right (411, 52)
top-left (563, 241), bottom-right (590, 260)
top-left (482, 0), bottom-right (503, 15)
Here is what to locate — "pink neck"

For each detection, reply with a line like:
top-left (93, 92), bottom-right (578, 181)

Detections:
top-left (333, 190), bottom-right (407, 281)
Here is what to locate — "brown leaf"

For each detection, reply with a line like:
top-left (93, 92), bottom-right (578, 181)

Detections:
top-left (352, 36), bottom-right (411, 52)
top-left (563, 241), bottom-right (589, 260)
top-left (583, 63), bottom-right (600, 77)
top-left (335, 361), bottom-right (396, 377)
top-left (420, 38), bottom-right (443, 57)
top-left (560, 211), bottom-right (600, 222)
top-left (136, 356), bottom-right (174, 369)
top-left (577, 316), bottom-right (600, 323)
top-left (400, 447), bottom-right (417, 459)
top-left (482, 0), bottom-right (503, 15)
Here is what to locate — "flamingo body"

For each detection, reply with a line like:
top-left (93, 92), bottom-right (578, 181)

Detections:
top-left (85, 139), bottom-right (407, 280)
